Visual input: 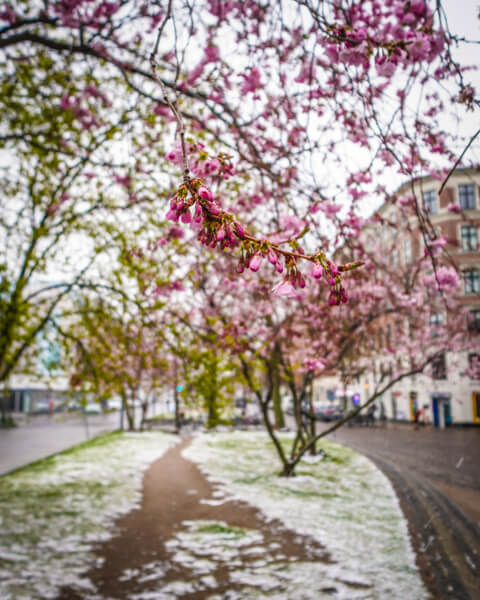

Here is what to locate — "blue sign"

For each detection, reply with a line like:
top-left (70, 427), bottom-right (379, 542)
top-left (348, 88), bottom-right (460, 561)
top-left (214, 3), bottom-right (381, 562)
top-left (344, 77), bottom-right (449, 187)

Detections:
top-left (176, 385), bottom-right (183, 392)
top-left (352, 393), bottom-right (360, 406)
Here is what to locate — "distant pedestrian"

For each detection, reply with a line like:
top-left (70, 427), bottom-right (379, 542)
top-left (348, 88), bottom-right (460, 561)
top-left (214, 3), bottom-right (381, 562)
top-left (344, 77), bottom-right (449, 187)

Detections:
top-left (422, 404), bottom-right (429, 425)
top-left (366, 404), bottom-right (377, 426)
top-left (414, 407), bottom-right (424, 429)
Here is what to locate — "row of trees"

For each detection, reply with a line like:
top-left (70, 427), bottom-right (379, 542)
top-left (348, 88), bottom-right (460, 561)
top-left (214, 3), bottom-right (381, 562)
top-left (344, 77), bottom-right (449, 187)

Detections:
top-left (1, 1), bottom-right (479, 472)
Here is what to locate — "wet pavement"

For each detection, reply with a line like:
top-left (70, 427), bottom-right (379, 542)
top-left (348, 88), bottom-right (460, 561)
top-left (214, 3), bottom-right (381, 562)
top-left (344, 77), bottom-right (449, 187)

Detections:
top-left (324, 421), bottom-right (480, 600)
top-left (0, 412), bottom-right (121, 475)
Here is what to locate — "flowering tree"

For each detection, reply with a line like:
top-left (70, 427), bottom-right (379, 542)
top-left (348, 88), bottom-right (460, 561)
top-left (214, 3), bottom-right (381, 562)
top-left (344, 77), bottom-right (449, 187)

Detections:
top-left (2, 1), bottom-right (478, 443)
top-left (194, 235), bottom-right (471, 475)
top-left (3, 1), bottom-right (478, 298)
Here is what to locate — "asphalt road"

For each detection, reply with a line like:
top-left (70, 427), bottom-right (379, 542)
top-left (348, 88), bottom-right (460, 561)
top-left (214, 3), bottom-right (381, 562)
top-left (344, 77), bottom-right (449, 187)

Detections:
top-left (324, 421), bottom-right (480, 600)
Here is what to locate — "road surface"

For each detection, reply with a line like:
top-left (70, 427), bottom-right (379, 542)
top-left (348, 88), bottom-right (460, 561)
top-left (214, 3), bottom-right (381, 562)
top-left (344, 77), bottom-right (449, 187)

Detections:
top-left (325, 421), bottom-right (480, 600)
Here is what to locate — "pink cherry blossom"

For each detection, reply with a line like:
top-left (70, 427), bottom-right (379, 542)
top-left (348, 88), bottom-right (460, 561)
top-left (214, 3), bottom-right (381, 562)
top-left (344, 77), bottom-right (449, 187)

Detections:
top-left (272, 280), bottom-right (297, 298)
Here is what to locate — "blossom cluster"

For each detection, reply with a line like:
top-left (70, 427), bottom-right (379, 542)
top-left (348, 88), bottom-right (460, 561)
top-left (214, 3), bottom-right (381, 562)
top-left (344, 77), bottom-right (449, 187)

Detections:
top-left (164, 173), bottom-right (358, 305)
top-left (323, 0), bottom-right (445, 77)
top-left (165, 143), bottom-right (235, 182)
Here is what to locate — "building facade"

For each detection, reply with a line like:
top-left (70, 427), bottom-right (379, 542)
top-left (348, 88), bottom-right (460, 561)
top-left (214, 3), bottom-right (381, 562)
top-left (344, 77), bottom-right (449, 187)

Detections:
top-left (314, 168), bottom-right (480, 427)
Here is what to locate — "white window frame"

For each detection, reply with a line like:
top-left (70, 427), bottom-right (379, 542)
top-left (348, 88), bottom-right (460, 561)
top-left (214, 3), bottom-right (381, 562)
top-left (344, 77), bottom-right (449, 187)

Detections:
top-left (404, 238), bottom-right (412, 263)
top-left (458, 184), bottom-right (476, 210)
top-left (422, 190), bottom-right (437, 214)
top-left (464, 269), bottom-right (480, 294)
top-left (460, 225), bottom-right (478, 251)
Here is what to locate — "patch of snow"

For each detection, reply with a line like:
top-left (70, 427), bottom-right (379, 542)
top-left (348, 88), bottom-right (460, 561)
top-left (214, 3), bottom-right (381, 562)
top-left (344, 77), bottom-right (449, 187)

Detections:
top-left (183, 431), bottom-right (427, 600)
top-left (0, 432), bottom-right (177, 599)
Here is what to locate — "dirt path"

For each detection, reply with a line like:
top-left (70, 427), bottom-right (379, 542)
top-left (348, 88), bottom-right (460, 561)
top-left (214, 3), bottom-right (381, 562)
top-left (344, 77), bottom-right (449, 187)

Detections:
top-left (57, 436), bottom-right (330, 599)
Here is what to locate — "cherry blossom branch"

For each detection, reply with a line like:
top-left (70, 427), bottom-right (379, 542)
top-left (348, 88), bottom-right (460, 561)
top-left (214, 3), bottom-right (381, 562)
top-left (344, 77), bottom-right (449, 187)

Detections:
top-left (149, 20), bottom-right (363, 305)
top-left (438, 127), bottom-right (480, 196)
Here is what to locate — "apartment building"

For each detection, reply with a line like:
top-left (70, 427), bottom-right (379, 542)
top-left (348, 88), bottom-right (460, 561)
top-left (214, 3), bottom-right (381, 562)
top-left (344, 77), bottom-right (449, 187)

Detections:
top-left (315, 168), bottom-right (480, 427)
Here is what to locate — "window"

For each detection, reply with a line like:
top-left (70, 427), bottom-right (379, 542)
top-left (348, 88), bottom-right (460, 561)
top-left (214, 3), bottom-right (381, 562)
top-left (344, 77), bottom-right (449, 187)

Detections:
top-left (429, 313), bottom-right (443, 337)
top-left (432, 353), bottom-right (447, 380)
top-left (423, 190), bottom-right (437, 214)
top-left (404, 238), bottom-right (412, 263)
top-left (392, 249), bottom-right (398, 267)
top-left (460, 225), bottom-right (478, 251)
top-left (377, 328), bottom-right (384, 348)
top-left (467, 309), bottom-right (480, 332)
top-left (386, 324), bottom-right (392, 346)
top-left (464, 269), bottom-right (480, 294)
top-left (458, 184), bottom-right (476, 210)
top-left (468, 353), bottom-right (480, 380)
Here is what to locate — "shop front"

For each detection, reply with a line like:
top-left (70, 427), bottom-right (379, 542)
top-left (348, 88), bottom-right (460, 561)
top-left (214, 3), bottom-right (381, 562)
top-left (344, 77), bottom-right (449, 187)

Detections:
top-left (431, 393), bottom-right (452, 428)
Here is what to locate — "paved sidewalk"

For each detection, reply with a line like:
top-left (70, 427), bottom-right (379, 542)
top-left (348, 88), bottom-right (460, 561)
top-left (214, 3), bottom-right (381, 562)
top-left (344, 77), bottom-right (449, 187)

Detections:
top-left (0, 413), bottom-right (120, 475)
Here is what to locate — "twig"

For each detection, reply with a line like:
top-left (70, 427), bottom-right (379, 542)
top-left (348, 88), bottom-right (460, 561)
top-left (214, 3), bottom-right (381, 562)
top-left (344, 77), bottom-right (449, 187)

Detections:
top-left (438, 128), bottom-right (480, 196)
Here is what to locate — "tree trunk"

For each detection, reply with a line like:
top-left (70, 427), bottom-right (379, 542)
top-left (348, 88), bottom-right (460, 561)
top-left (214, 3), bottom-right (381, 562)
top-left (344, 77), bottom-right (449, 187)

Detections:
top-left (174, 384), bottom-right (181, 433)
top-left (259, 395), bottom-right (292, 476)
top-left (279, 460), bottom-right (296, 477)
top-left (272, 356), bottom-right (285, 429)
top-left (1, 394), bottom-right (7, 425)
top-left (307, 383), bottom-right (316, 455)
top-left (122, 391), bottom-right (135, 431)
top-left (140, 401), bottom-right (148, 431)
top-left (206, 392), bottom-right (219, 429)
top-left (205, 355), bottom-right (219, 429)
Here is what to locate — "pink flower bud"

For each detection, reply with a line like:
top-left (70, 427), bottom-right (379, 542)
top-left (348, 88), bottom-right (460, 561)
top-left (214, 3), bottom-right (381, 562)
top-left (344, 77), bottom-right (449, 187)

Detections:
top-left (329, 262), bottom-right (339, 276)
top-left (249, 253), bottom-right (262, 272)
top-left (165, 208), bottom-right (179, 222)
top-left (216, 226), bottom-right (226, 241)
top-left (194, 203), bottom-right (203, 223)
top-left (311, 263), bottom-right (323, 279)
top-left (328, 292), bottom-right (339, 306)
top-left (198, 186), bottom-right (214, 202)
top-left (297, 272), bottom-right (306, 288)
top-left (207, 202), bottom-right (220, 216)
top-left (234, 222), bottom-right (245, 237)
top-left (268, 248), bottom-right (277, 265)
top-left (276, 261), bottom-right (284, 273)
top-left (181, 209), bottom-right (192, 224)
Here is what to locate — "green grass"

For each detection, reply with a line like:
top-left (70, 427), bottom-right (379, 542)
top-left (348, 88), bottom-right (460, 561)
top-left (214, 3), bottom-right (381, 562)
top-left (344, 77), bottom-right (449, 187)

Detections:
top-left (195, 522), bottom-right (247, 537)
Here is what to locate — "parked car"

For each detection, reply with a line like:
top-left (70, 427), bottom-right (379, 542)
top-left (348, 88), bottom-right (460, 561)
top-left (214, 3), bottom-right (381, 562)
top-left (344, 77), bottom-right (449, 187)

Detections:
top-left (234, 397), bottom-right (247, 410)
top-left (33, 398), bottom-right (50, 414)
top-left (83, 402), bottom-right (102, 415)
top-left (63, 399), bottom-right (82, 411)
top-left (107, 397), bottom-right (122, 411)
top-left (314, 403), bottom-right (344, 421)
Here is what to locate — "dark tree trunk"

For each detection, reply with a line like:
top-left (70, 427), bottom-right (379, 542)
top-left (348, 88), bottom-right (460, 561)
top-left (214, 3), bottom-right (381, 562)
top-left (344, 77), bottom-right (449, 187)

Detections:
top-left (122, 391), bottom-right (135, 431)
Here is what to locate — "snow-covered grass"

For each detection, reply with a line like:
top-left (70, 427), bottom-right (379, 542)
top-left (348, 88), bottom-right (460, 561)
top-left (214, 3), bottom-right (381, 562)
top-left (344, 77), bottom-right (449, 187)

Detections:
top-left (0, 429), bottom-right (427, 600)
top-left (0, 431), bottom-right (176, 600)
top-left (183, 431), bottom-right (427, 600)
